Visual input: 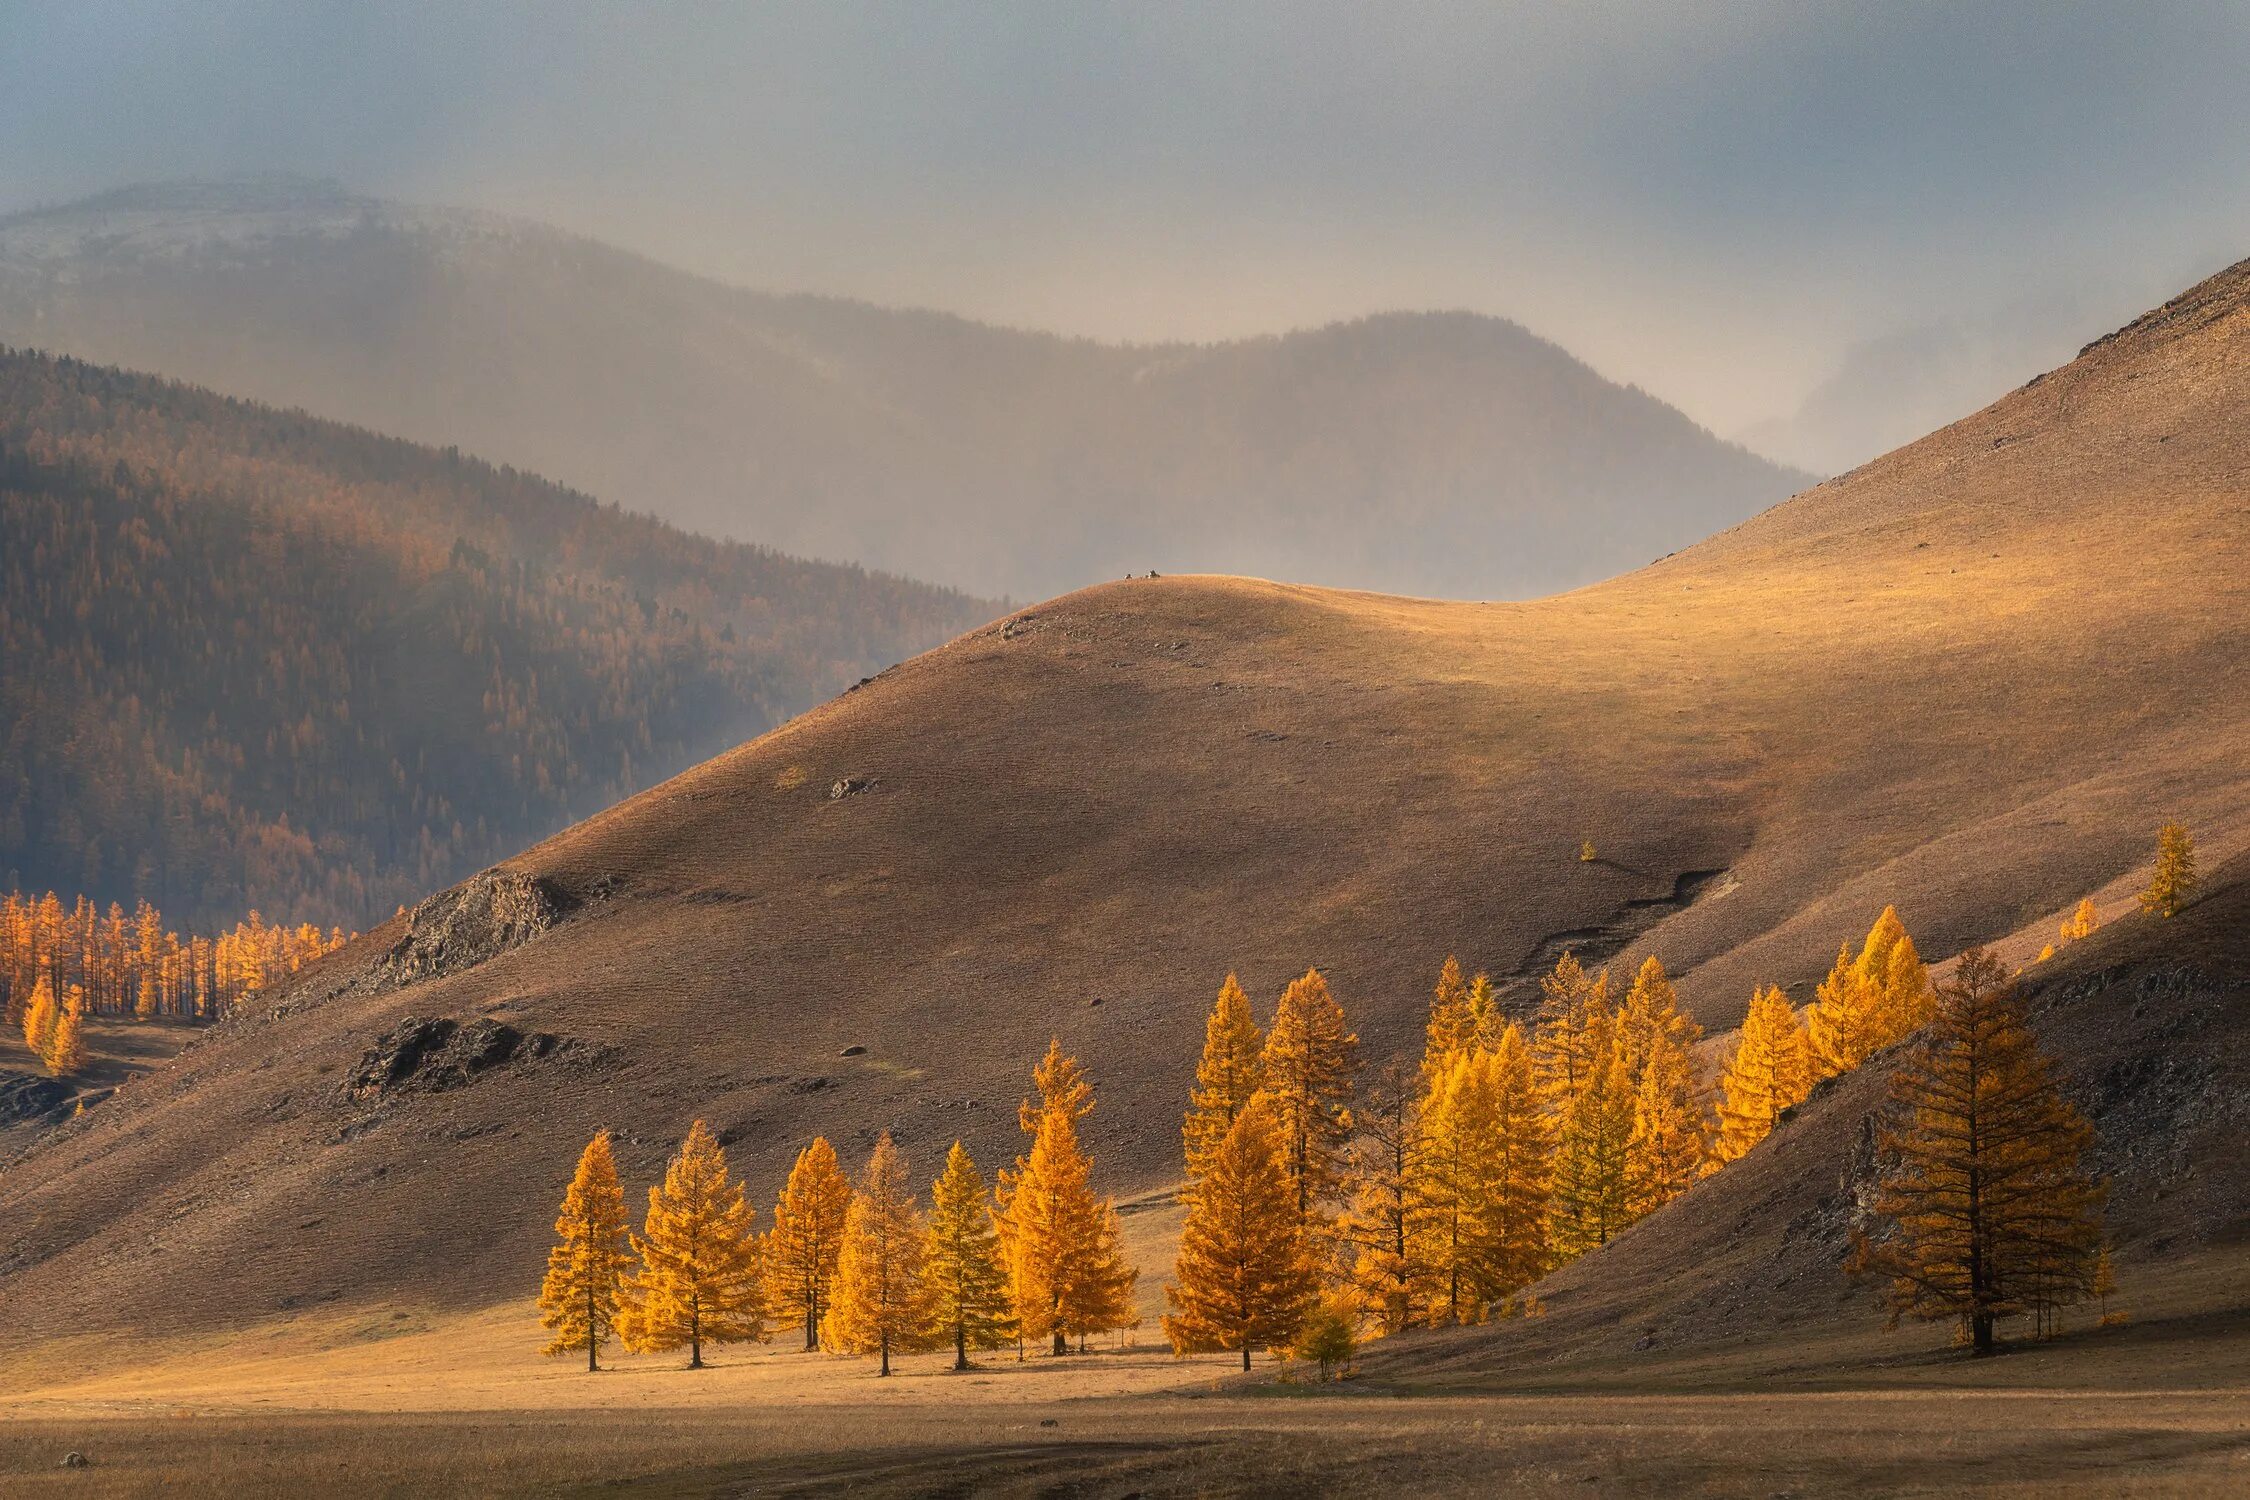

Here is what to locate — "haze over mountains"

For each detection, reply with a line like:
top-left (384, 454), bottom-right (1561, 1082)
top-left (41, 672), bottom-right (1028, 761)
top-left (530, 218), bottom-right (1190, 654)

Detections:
top-left (0, 178), bottom-right (1810, 602)
top-left (5, 256), bottom-right (2243, 1343)
top-left (0, 350), bottom-right (989, 930)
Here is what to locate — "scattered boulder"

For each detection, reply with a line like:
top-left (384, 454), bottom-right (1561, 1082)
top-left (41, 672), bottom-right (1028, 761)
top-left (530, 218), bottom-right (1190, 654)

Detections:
top-left (59, 1452), bottom-right (89, 1468)
top-left (839, 1044), bottom-right (868, 1058)
top-left (829, 776), bottom-right (876, 799)
top-left (345, 1016), bottom-right (568, 1101)
top-left (372, 871), bottom-right (569, 988)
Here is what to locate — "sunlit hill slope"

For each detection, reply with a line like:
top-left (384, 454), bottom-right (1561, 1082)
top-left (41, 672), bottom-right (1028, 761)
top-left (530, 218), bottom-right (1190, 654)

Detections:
top-left (1, 259), bottom-right (2245, 1343)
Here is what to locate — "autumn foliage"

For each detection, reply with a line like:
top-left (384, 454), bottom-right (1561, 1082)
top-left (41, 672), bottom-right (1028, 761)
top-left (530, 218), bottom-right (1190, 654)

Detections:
top-left (620, 1120), bottom-right (765, 1367)
top-left (539, 1131), bottom-right (632, 1371)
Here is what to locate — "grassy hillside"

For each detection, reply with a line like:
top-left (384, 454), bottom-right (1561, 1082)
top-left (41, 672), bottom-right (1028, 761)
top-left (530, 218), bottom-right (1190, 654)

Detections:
top-left (0, 178), bottom-right (1809, 601)
top-left (0, 258), bottom-right (2244, 1344)
top-left (0, 350), bottom-right (992, 929)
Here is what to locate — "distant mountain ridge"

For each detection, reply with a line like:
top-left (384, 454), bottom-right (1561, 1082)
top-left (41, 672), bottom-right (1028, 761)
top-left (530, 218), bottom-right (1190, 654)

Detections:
top-left (0, 177), bottom-right (1811, 601)
top-left (0, 347), bottom-right (992, 929)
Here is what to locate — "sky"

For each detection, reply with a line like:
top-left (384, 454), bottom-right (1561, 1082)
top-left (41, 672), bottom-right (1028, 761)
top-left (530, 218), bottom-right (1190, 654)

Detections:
top-left (4, 0), bottom-right (2248, 440)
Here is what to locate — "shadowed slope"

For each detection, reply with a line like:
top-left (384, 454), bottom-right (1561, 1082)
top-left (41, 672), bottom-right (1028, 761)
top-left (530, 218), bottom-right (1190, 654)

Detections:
top-left (1, 260), bottom-right (2246, 1340)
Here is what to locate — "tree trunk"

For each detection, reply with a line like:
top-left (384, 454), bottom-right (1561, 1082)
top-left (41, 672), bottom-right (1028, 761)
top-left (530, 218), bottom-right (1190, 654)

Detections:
top-left (804, 1304), bottom-right (818, 1352)
top-left (954, 1322), bottom-right (968, 1372)
top-left (1240, 1344), bottom-right (1251, 1372)
top-left (1971, 1310), bottom-right (1995, 1355)
top-left (1052, 1325), bottom-right (1067, 1357)
top-left (879, 1330), bottom-right (891, 1377)
top-left (586, 1282), bottom-right (599, 1372)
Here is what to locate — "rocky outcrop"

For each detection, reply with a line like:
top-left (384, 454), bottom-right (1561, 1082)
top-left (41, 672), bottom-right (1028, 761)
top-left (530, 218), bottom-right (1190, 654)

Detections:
top-left (344, 1016), bottom-right (571, 1102)
top-left (372, 871), bottom-right (570, 989)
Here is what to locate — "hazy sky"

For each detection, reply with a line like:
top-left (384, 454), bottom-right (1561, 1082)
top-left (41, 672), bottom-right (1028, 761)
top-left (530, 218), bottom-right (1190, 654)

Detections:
top-left (5, 1), bottom-right (2247, 433)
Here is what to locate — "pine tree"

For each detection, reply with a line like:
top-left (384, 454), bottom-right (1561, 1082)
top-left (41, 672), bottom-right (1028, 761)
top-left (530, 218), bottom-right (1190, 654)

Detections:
top-left (765, 1137), bottom-right (853, 1351)
top-left (924, 1141), bottom-right (1015, 1370)
top-left (999, 1049), bottom-right (1137, 1355)
top-left (1163, 1093), bottom-right (1316, 1370)
top-left (41, 984), bottom-right (88, 1078)
top-left (1420, 956), bottom-right (1476, 1087)
top-left (1261, 968), bottom-right (1359, 1225)
top-left (1336, 1059), bottom-right (1431, 1335)
top-left (1847, 949), bottom-right (2107, 1355)
top-left (539, 1131), bottom-right (632, 1371)
top-left (1532, 951), bottom-right (1612, 1104)
top-left (1713, 986), bottom-right (1813, 1164)
top-left (823, 1133), bottom-right (931, 1376)
top-left (619, 1120), bottom-right (764, 1368)
top-left (1182, 973), bottom-right (1265, 1183)
top-left (2139, 823), bottom-right (2197, 918)
top-left (1807, 941), bottom-right (1882, 1079)
top-left (1549, 1046), bottom-right (1634, 1257)
top-left (1421, 1025), bottom-right (1551, 1319)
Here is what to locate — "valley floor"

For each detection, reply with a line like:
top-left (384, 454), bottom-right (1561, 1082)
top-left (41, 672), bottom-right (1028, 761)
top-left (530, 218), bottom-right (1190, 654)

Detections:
top-left (5, 1286), bottom-right (2247, 1498)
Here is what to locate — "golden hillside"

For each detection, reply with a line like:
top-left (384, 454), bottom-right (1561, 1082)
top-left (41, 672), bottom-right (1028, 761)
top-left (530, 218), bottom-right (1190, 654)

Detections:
top-left (3, 259), bottom-right (2246, 1340)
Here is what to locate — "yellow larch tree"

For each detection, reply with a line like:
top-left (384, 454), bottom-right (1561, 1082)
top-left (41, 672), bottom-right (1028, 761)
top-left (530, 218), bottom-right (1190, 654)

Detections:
top-left (998, 1046), bottom-right (1137, 1355)
top-left (1420, 1024), bottom-right (1551, 1321)
top-left (19, 970), bottom-right (55, 1055)
top-left (1182, 973), bottom-right (1265, 1184)
top-left (1806, 941), bottom-right (1882, 1079)
top-left (1875, 928), bottom-right (1934, 1041)
top-left (1420, 956), bottom-right (1476, 1087)
top-left (1624, 1025), bottom-right (1709, 1220)
top-left (1532, 951), bottom-right (1612, 1105)
top-left (1614, 956), bottom-right (1696, 1084)
top-left (1465, 972), bottom-right (1503, 1052)
top-left (1336, 1059), bottom-right (1432, 1336)
top-left (1548, 1045), bottom-right (1635, 1257)
top-left (2060, 897), bottom-right (2100, 945)
top-left (1848, 949), bottom-right (2106, 1354)
top-left (822, 1133), bottom-right (932, 1376)
top-left (619, 1119), bottom-right (764, 1368)
top-left (2139, 823), bottom-right (2197, 918)
top-left (1163, 1092), bottom-right (1317, 1370)
top-left (539, 1130), bottom-right (632, 1371)
top-left (42, 983), bottom-right (89, 1077)
top-left (1712, 986), bottom-right (1813, 1164)
top-left (1261, 967), bottom-right (1360, 1225)
top-left (764, 1136), bottom-right (853, 1351)
top-left (924, 1141), bottom-right (1015, 1370)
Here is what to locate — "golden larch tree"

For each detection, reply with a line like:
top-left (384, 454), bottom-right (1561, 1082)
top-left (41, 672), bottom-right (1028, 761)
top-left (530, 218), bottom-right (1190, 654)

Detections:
top-left (1624, 1025), bottom-right (1709, 1220)
top-left (1614, 956), bottom-right (1696, 1083)
top-left (1261, 967), bottom-right (1360, 1225)
top-left (539, 1131), bottom-right (633, 1371)
top-left (19, 970), bottom-right (55, 1055)
top-left (1421, 1024), bottom-right (1552, 1320)
top-left (1847, 949), bottom-right (2107, 1355)
top-left (1712, 986), bottom-right (1813, 1164)
top-left (924, 1140), bottom-right (1015, 1370)
top-left (1420, 956), bottom-right (1476, 1087)
top-left (1336, 1059), bottom-right (1432, 1336)
top-left (619, 1119), bottom-right (764, 1368)
top-left (1182, 973), bottom-right (1265, 1183)
top-left (1875, 928), bottom-right (1934, 1041)
top-left (1807, 940), bottom-right (1882, 1079)
top-left (2139, 823), bottom-right (2197, 918)
top-left (999, 1047), bottom-right (1138, 1355)
top-left (1163, 1092), bottom-right (1317, 1369)
top-left (43, 983), bottom-right (89, 1077)
top-left (2060, 897), bottom-right (2100, 945)
top-left (823, 1133), bottom-right (931, 1375)
top-left (1549, 1045), bottom-right (1635, 1258)
top-left (1532, 951), bottom-right (1612, 1104)
top-left (764, 1136), bottom-right (853, 1351)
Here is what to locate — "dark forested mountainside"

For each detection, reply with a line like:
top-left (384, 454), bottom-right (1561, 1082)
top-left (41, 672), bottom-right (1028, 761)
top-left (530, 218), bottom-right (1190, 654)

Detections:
top-left (0, 179), bottom-right (1811, 601)
top-left (0, 349), bottom-right (993, 929)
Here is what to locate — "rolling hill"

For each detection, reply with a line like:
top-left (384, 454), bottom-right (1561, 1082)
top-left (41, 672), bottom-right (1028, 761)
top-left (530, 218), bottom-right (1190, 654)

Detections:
top-left (0, 178), bottom-right (1810, 602)
top-left (0, 349), bottom-right (991, 930)
top-left (1, 256), bottom-right (2245, 1346)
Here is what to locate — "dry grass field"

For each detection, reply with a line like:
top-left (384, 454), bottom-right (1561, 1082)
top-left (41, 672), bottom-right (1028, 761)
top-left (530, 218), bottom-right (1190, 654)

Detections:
top-left (1, 263), bottom-right (2247, 1494)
